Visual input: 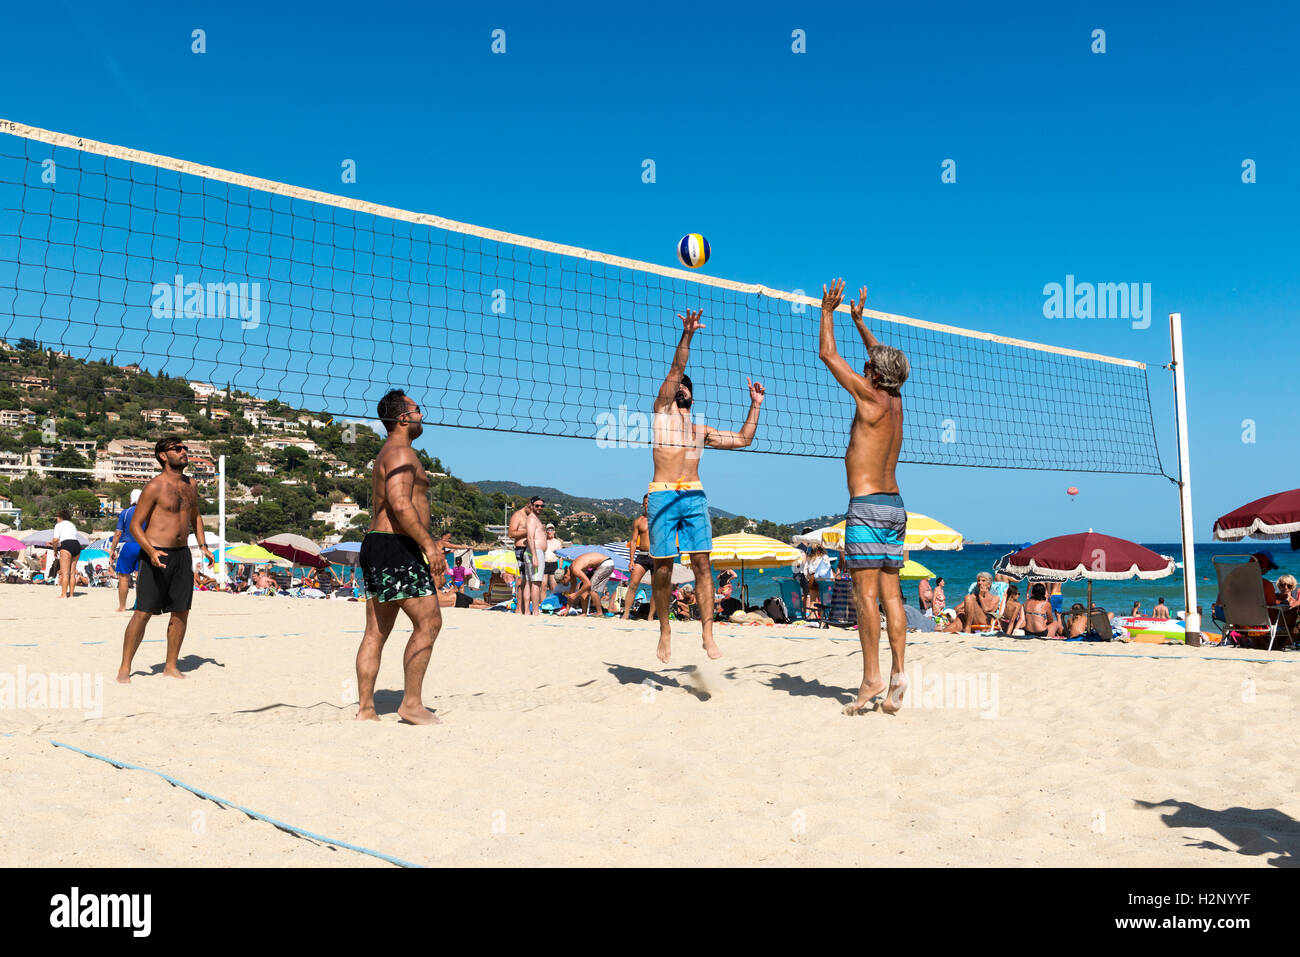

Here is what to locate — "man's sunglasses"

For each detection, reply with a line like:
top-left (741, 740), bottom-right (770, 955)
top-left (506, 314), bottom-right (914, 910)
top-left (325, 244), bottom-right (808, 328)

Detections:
top-left (164, 445), bottom-right (188, 453)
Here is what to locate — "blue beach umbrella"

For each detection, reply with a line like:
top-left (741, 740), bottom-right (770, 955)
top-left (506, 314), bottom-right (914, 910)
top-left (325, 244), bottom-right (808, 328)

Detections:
top-left (321, 541), bottom-right (363, 566)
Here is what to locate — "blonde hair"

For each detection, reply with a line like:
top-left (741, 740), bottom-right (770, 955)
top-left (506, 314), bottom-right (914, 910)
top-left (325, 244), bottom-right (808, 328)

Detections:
top-left (1279, 574), bottom-right (1297, 589)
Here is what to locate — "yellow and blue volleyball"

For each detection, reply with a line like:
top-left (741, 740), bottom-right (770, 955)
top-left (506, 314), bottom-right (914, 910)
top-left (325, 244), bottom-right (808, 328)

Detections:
top-left (676, 233), bottom-right (711, 269)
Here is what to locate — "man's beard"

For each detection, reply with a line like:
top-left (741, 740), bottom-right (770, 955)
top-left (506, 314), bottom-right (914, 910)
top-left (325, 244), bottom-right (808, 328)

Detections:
top-left (674, 392), bottom-right (692, 410)
top-left (408, 421), bottom-right (424, 438)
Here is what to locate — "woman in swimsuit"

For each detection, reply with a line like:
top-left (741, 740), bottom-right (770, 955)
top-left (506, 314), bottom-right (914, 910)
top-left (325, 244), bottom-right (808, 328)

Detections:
top-left (1021, 583), bottom-right (1062, 638)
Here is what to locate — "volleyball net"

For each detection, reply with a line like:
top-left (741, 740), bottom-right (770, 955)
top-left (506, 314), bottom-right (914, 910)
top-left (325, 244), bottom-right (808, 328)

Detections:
top-left (0, 120), bottom-right (1165, 475)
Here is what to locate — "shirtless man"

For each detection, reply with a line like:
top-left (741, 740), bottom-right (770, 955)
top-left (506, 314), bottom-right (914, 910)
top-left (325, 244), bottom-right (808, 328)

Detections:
top-left (508, 496), bottom-right (546, 615)
top-left (945, 573), bottom-right (1001, 634)
top-left (621, 493), bottom-right (657, 621)
top-left (354, 389), bottom-right (445, 725)
top-left (650, 307), bottom-right (765, 663)
top-left (567, 550), bottom-right (614, 615)
top-left (117, 436), bottom-right (213, 683)
top-left (818, 279), bottom-right (911, 715)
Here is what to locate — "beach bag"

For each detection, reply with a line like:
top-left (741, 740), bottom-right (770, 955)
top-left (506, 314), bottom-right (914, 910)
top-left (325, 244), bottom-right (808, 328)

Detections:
top-left (763, 596), bottom-right (790, 624)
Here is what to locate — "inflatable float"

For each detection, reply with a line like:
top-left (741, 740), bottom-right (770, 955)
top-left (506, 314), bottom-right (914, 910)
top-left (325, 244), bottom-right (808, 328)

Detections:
top-left (1116, 616), bottom-right (1186, 643)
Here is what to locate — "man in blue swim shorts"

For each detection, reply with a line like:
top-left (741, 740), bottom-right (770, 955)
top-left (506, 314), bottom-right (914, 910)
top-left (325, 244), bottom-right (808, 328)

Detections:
top-left (819, 279), bottom-right (912, 716)
top-left (648, 306), bottom-right (766, 664)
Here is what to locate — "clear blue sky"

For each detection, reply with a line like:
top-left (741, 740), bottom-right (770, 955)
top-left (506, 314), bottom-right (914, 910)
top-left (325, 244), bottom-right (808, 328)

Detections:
top-left (3, 0), bottom-right (1296, 541)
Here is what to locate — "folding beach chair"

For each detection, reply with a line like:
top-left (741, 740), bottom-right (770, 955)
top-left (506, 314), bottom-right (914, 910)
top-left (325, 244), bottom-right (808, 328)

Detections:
top-left (1085, 607), bottom-right (1113, 641)
top-left (816, 578), bottom-right (858, 629)
top-left (1212, 555), bottom-right (1293, 650)
top-left (777, 578), bottom-right (806, 622)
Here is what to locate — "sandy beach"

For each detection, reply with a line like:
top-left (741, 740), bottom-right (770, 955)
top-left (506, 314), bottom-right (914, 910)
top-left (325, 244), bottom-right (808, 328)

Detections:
top-left (2, 587), bottom-right (1296, 868)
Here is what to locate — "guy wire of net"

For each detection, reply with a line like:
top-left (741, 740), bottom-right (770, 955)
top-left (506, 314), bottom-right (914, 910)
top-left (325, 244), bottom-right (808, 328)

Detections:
top-left (0, 121), bottom-right (1166, 475)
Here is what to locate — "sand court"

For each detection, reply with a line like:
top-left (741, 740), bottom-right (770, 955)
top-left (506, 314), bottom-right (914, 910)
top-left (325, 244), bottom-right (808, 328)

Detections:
top-left (2, 588), bottom-right (1296, 867)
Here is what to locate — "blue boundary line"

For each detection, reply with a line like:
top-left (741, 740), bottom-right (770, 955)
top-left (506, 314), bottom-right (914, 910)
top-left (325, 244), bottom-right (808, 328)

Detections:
top-left (49, 739), bottom-right (422, 868)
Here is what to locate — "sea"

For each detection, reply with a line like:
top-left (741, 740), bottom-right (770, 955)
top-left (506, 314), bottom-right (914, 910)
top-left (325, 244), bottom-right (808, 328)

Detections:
top-left (453, 541), bottom-right (1289, 628)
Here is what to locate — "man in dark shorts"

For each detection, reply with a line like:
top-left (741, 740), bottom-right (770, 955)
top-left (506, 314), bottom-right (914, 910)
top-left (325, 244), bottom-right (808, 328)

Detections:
top-left (355, 389), bottom-right (445, 725)
top-left (117, 436), bottom-right (213, 683)
top-left (621, 493), bottom-right (657, 620)
top-left (819, 279), bottom-right (911, 715)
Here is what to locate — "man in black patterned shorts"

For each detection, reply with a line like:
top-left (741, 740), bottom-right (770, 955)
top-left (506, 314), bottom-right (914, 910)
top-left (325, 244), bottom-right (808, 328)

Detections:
top-left (355, 389), bottom-right (445, 725)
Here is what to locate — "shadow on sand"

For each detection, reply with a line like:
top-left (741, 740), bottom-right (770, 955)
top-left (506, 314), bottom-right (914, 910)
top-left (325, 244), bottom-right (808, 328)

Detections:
top-left (1136, 798), bottom-right (1300, 867)
top-left (143, 655), bottom-right (224, 677)
top-left (603, 662), bottom-right (711, 701)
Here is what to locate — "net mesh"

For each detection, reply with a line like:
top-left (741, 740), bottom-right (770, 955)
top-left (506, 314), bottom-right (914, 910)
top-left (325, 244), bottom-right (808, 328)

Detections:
top-left (0, 124), bottom-right (1165, 474)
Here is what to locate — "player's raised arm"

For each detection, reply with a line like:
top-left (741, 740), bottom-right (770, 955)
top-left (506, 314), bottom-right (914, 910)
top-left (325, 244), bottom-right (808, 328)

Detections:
top-left (818, 279), bottom-right (872, 400)
top-left (655, 308), bottom-right (705, 412)
top-left (847, 285), bottom-right (880, 352)
top-left (703, 378), bottom-right (765, 450)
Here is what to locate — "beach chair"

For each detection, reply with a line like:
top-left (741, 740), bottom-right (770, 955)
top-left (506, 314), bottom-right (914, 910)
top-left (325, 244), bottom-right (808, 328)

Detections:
top-left (1212, 555), bottom-right (1293, 650)
top-left (816, 578), bottom-right (858, 629)
top-left (777, 579), bottom-right (806, 622)
top-left (1085, 608), bottom-right (1113, 641)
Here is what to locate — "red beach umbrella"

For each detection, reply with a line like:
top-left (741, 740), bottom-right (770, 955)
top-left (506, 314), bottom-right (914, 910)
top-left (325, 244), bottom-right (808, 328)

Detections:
top-left (259, 533), bottom-right (327, 568)
top-left (1212, 488), bottom-right (1300, 543)
top-left (998, 532), bottom-right (1176, 617)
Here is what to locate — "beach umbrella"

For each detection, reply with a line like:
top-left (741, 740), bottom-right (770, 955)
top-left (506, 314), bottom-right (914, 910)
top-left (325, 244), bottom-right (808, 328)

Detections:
top-left (556, 543), bottom-right (620, 562)
top-left (1213, 488), bottom-right (1300, 545)
top-left (900, 558), bottom-right (934, 581)
top-left (259, 533), bottom-right (327, 568)
top-left (997, 532), bottom-right (1175, 616)
top-left (0, 534), bottom-right (26, 552)
top-left (321, 541), bottom-right (363, 566)
top-left (793, 513), bottom-right (963, 551)
top-left (78, 548), bottom-right (111, 564)
top-left (683, 533), bottom-right (803, 606)
top-left (21, 528), bottom-right (91, 548)
top-left (224, 544), bottom-right (288, 565)
top-left (474, 549), bottom-right (519, 574)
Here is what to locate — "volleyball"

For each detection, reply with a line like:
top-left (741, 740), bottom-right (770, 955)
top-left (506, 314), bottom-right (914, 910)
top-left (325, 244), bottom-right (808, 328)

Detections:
top-left (677, 233), bottom-right (710, 269)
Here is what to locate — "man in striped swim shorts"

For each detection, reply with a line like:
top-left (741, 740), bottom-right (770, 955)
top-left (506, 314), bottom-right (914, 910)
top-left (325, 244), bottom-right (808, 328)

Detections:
top-left (819, 279), bottom-right (912, 716)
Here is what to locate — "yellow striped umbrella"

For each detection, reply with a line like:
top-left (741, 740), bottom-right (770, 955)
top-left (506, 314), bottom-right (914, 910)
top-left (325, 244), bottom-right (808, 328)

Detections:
top-left (473, 549), bottom-right (519, 575)
top-left (800, 513), bottom-right (963, 551)
top-left (681, 533), bottom-right (803, 606)
top-left (224, 544), bottom-right (291, 566)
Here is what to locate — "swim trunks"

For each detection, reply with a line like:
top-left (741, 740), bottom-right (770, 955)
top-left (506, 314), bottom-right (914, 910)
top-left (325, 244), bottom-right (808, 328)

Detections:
top-left (360, 531), bottom-right (435, 603)
top-left (59, 539), bottom-right (82, 558)
top-left (589, 558), bottom-right (615, 593)
top-left (134, 547), bottom-right (194, 614)
top-left (648, 484), bottom-right (712, 558)
top-left (114, 541), bottom-right (141, 575)
top-left (633, 550), bottom-right (654, 571)
top-left (515, 546), bottom-right (540, 583)
top-left (544, 560), bottom-right (559, 575)
top-left (843, 492), bottom-right (906, 570)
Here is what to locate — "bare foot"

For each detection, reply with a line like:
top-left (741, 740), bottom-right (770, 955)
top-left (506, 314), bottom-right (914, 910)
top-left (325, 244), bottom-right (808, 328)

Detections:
top-left (702, 638), bottom-right (723, 660)
top-left (116, 671), bottom-right (131, 684)
top-left (116, 607), bottom-right (127, 613)
top-left (397, 703), bottom-right (442, 725)
top-left (842, 680), bottom-right (886, 716)
top-left (355, 707), bottom-right (380, 721)
top-left (880, 673), bottom-right (908, 715)
top-left (162, 667), bottom-right (187, 680)
top-left (656, 633), bottom-right (672, 664)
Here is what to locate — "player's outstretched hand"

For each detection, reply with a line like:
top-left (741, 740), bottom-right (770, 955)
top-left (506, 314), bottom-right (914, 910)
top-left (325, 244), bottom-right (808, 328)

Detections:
top-left (821, 279), bottom-right (845, 314)
top-left (678, 308), bottom-right (705, 333)
top-left (850, 286), bottom-right (868, 323)
top-left (748, 378), bottom-right (766, 404)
